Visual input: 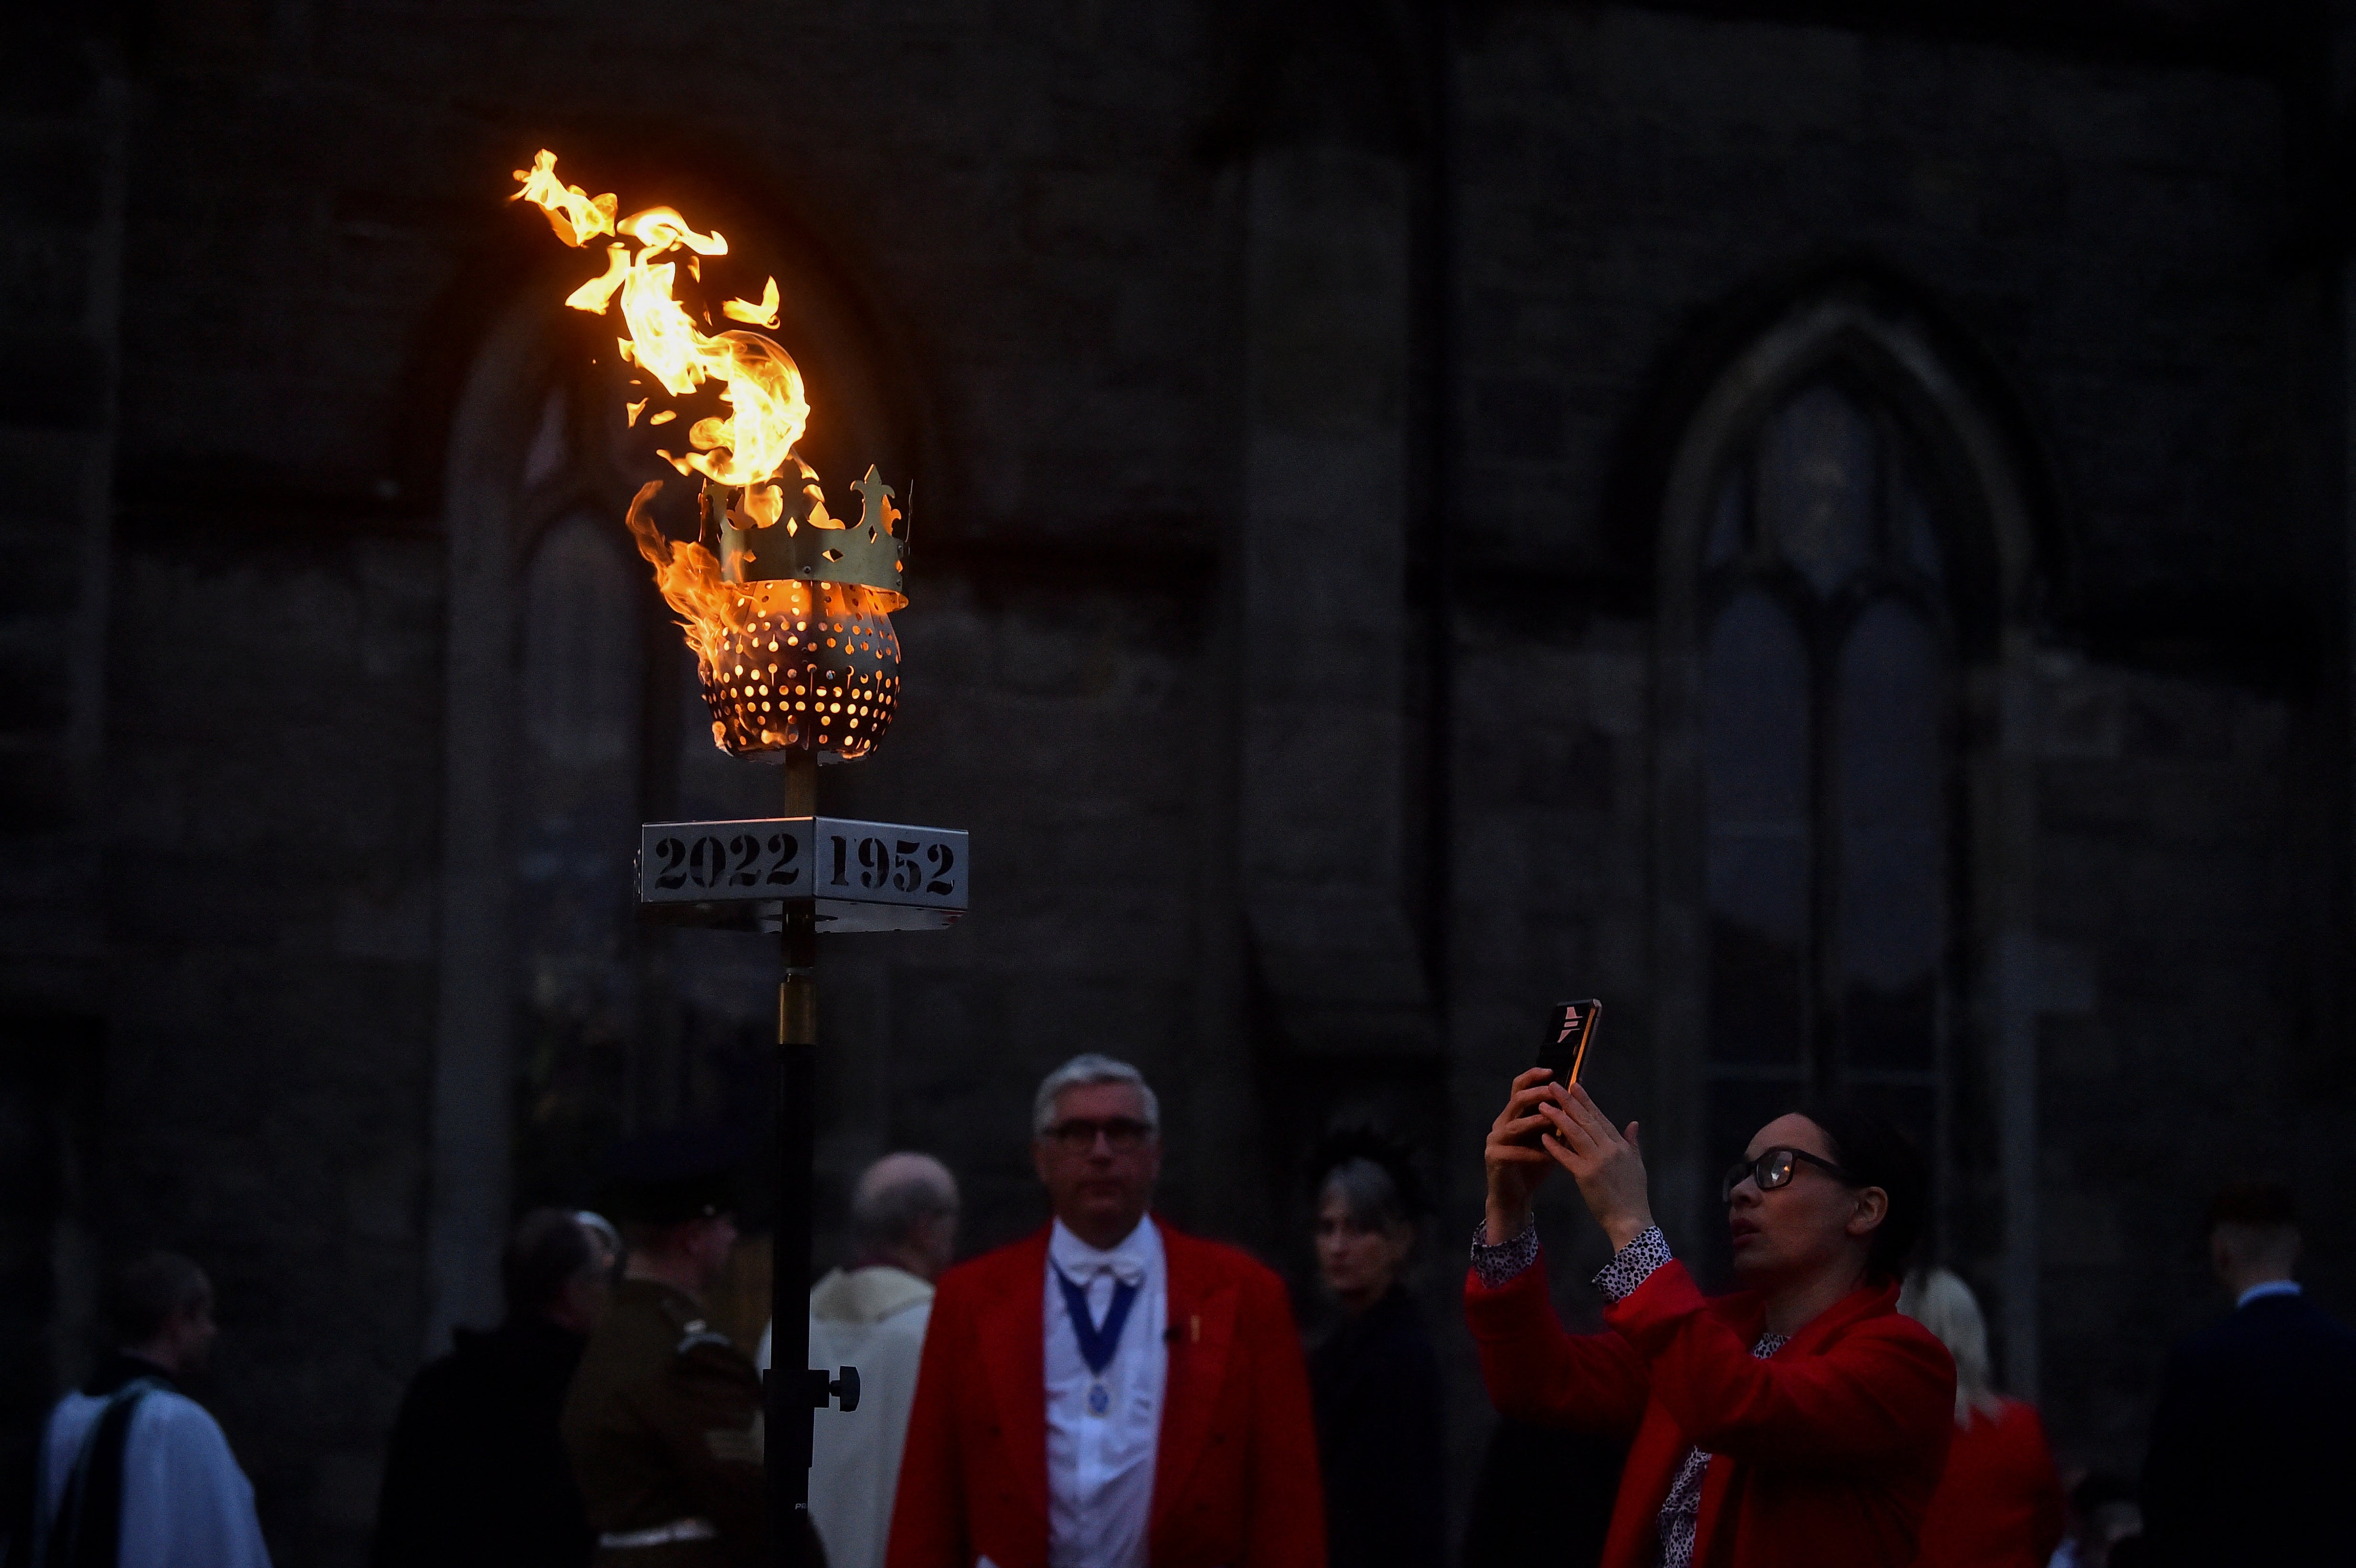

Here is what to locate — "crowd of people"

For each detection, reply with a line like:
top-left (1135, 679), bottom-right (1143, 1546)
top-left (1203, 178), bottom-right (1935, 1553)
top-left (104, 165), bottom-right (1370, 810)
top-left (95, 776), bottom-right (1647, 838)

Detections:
top-left (13, 1053), bottom-right (2353, 1568)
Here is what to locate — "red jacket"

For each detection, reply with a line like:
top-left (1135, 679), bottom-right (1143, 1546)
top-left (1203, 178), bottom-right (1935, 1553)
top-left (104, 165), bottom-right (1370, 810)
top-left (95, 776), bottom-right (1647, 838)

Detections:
top-left (887, 1220), bottom-right (1325, 1568)
top-left (1909, 1398), bottom-right (2064, 1568)
top-left (1465, 1253), bottom-right (1954, 1568)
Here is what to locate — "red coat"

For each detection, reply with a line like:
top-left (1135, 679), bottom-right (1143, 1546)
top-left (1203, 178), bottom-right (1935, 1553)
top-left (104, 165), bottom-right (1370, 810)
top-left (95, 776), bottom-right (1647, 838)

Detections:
top-left (1909, 1398), bottom-right (2064, 1568)
top-left (1465, 1253), bottom-right (1954, 1568)
top-left (886, 1220), bottom-right (1325, 1568)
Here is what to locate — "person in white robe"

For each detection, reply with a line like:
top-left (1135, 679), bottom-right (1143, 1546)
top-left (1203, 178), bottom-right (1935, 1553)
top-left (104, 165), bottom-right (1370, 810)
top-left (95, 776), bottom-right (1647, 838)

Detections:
top-left (758, 1152), bottom-right (959, 1568)
top-left (34, 1252), bottom-right (271, 1568)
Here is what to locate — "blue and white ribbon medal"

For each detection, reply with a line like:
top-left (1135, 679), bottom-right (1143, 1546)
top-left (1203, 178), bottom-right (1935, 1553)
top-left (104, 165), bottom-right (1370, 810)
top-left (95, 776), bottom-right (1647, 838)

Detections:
top-left (1054, 1265), bottom-right (1139, 1418)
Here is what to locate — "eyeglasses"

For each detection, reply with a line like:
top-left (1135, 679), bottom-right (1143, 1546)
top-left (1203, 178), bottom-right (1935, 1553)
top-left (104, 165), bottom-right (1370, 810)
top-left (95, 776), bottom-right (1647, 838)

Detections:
top-left (1722, 1146), bottom-right (1862, 1204)
top-left (1042, 1117), bottom-right (1156, 1154)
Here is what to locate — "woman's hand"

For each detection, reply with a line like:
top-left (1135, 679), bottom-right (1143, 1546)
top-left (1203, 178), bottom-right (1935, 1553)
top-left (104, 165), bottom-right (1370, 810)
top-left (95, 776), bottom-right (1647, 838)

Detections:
top-left (1482, 1068), bottom-right (1561, 1245)
top-left (1538, 1082), bottom-right (1656, 1252)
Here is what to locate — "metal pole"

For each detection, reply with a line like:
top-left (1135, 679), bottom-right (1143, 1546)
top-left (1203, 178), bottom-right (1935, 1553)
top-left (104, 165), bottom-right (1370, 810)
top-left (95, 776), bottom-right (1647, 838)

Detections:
top-left (774, 747), bottom-right (819, 1568)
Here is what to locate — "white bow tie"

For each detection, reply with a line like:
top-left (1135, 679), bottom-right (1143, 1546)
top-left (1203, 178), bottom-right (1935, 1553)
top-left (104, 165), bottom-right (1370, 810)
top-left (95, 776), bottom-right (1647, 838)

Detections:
top-left (1060, 1255), bottom-right (1146, 1289)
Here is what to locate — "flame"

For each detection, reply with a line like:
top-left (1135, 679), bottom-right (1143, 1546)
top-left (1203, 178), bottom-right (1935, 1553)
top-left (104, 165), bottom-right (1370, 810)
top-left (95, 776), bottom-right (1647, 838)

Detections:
top-left (565, 245), bottom-right (628, 311)
top-left (514, 152), bottom-right (809, 488)
top-left (617, 206), bottom-right (728, 257)
top-left (723, 277), bottom-right (781, 328)
top-left (622, 480), bottom-right (742, 681)
top-left (624, 481), bottom-right (901, 756)
top-left (511, 150), bottom-right (615, 247)
top-left (517, 151), bottom-right (901, 758)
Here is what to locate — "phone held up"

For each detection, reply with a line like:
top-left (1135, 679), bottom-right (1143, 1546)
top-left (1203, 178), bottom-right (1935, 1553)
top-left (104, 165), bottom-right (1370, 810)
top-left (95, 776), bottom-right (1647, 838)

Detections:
top-left (1537, 1000), bottom-right (1603, 1094)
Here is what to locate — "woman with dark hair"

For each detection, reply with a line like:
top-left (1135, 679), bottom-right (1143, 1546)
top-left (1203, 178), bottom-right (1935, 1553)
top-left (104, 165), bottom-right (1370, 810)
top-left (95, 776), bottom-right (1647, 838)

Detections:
top-left (1463, 1071), bottom-right (1955, 1568)
top-left (1306, 1132), bottom-right (1445, 1568)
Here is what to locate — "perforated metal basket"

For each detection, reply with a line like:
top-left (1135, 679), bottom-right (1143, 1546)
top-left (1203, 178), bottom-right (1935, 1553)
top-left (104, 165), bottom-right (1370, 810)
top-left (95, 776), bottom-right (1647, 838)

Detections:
top-left (700, 579), bottom-right (901, 761)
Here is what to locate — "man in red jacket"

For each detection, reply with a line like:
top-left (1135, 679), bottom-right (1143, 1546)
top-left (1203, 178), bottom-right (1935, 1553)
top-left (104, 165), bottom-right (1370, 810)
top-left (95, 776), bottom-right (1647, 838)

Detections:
top-left (887, 1054), bottom-right (1324, 1568)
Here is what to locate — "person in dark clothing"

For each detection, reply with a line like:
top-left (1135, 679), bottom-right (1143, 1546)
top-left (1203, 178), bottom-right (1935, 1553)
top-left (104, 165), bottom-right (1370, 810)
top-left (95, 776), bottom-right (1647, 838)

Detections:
top-left (1307, 1132), bottom-right (1443, 1568)
top-left (1459, 1417), bottom-right (1625, 1568)
top-left (2139, 1180), bottom-right (2356, 1567)
top-left (372, 1208), bottom-right (618, 1568)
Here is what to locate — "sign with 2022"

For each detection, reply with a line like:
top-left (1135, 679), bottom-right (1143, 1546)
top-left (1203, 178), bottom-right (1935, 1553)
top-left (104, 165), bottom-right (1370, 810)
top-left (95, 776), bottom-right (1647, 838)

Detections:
top-left (637, 817), bottom-right (966, 932)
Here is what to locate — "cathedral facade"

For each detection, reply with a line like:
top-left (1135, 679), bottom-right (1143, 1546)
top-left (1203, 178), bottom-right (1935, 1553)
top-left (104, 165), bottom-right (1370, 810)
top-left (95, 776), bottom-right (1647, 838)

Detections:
top-left (2, 2), bottom-right (2347, 1559)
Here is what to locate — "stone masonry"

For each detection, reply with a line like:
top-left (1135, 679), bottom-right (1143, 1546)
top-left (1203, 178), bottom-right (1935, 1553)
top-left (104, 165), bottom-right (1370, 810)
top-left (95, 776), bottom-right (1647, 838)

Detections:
top-left (1, 3), bottom-right (2349, 1562)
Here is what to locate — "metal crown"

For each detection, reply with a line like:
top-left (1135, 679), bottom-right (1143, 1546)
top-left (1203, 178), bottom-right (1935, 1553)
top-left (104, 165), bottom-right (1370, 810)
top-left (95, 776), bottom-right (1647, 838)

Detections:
top-left (718, 463), bottom-right (908, 608)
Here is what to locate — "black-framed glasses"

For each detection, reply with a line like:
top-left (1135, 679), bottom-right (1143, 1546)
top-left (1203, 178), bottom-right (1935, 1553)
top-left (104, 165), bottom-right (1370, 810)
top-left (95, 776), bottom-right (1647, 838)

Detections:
top-left (1042, 1117), bottom-right (1155, 1154)
top-left (1721, 1146), bottom-right (1862, 1204)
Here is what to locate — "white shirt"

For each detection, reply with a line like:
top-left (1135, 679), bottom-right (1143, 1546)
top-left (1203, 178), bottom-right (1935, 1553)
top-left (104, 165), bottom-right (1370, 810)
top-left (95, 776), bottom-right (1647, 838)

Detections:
top-left (1044, 1217), bottom-right (1167, 1568)
top-left (755, 1268), bottom-right (936, 1568)
top-left (2237, 1279), bottom-right (2302, 1308)
top-left (39, 1377), bottom-right (272, 1568)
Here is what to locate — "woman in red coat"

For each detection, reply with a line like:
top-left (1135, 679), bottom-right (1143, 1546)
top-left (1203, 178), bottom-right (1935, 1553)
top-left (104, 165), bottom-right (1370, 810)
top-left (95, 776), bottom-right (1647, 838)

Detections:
top-left (1464, 1071), bottom-right (1955, 1568)
top-left (1897, 1268), bottom-right (2065, 1568)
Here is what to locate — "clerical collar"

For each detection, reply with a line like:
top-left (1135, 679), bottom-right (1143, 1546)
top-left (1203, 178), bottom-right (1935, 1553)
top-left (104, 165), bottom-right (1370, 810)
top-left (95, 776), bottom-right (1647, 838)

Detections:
top-left (1049, 1214), bottom-right (1157, 1281)
top-left (2238, 1279), bottom-right (2301, 1309)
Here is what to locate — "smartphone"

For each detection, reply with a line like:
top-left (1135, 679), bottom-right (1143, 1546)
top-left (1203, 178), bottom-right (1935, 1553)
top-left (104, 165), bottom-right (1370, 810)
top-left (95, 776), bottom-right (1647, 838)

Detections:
top-left (1537, 1000), bottom-right (1603, 1091)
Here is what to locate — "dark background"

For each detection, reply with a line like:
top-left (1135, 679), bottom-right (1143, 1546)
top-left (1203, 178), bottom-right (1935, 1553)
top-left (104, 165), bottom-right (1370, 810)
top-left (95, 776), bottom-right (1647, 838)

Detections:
top-left (4, 0), bottom-right (2353, 1560)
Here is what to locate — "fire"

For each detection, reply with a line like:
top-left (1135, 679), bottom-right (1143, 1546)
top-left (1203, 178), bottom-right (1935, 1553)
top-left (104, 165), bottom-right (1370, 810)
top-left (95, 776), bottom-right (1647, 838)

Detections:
top-left (513, 150), bottom-right (820, 502)
top-left (518, 151), bottom-right (904, 759)
top-left (624, 484), bottom-right (901, 758)
top-left (621, 480), bottom-right (738, 678)
top-left (513, 150), bottom-right (615, 246)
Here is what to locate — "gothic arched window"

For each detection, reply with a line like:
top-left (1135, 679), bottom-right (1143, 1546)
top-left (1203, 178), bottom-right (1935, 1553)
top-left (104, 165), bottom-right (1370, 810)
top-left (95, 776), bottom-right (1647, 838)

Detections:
top-left (1698, 380), bottom-right (1952, 1221)
top-left (1653, 291), bottom-right (2041, 1389)
top-left (503, 372), bottom-right (789, 1209)
top-left (509, 385), bottom-right (650, 1201)
top-left (429, 241), bottom-right (916, 1347)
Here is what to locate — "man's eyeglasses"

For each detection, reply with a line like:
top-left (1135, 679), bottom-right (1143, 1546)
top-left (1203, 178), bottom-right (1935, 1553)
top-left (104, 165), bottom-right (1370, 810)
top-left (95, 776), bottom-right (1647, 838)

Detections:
top-left (1042, 1117), bottom-right (1156, 1154)
top-left (1722, 1146), bottom-right (1862, 1204)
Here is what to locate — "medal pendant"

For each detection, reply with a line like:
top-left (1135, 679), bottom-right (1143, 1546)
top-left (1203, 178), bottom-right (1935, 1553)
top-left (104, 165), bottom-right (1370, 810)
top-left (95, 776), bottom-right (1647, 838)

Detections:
top-left (1086, 1381), bottom-right (1111, 1416)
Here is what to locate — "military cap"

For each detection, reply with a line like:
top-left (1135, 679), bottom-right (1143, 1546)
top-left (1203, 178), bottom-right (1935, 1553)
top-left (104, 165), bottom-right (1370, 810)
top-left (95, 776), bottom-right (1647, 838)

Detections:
top-left (601, 1125), bottom-right (747, 1224)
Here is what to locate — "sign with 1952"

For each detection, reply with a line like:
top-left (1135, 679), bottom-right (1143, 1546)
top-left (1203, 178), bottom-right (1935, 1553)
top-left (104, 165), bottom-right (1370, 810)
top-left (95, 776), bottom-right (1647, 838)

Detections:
top-left (637, 817), bottom-right (966, 915)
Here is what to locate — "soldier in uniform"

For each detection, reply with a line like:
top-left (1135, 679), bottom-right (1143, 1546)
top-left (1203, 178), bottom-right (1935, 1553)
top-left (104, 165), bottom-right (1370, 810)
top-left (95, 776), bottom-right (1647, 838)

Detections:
top-left (562, 1132), bottom-right (768, 1568)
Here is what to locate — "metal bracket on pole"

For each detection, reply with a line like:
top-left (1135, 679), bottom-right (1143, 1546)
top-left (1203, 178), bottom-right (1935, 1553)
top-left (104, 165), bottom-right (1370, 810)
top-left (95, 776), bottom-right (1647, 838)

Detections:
top-left (805, 1365), bottom-right (861, 1412)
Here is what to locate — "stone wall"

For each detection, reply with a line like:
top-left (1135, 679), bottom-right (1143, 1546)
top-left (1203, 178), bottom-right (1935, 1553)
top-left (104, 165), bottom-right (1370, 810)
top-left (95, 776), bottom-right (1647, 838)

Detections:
top-left (2, 2), bottom-right (2345, 1561)
top-left (98, 534), bottom-right (445, 1558)
top-left (1444, 0), bottom-right (2335, 1487)
top-left (92, 4), bottom-right (1245, 1561)
top-left (2031, 657), bottom-right (2341, 1470)
top-left (0, 14), bottom-right (127, 1523)
top-left (1450, 7), bottom-right (2295, 605)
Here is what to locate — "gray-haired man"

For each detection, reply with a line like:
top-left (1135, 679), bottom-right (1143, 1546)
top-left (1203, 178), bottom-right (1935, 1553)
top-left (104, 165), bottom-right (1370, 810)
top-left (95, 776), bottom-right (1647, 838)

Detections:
top-left (886, 1054), bottom-right (1325, 1568)
top-left (760, 1153), bottom-right (960, 1568)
